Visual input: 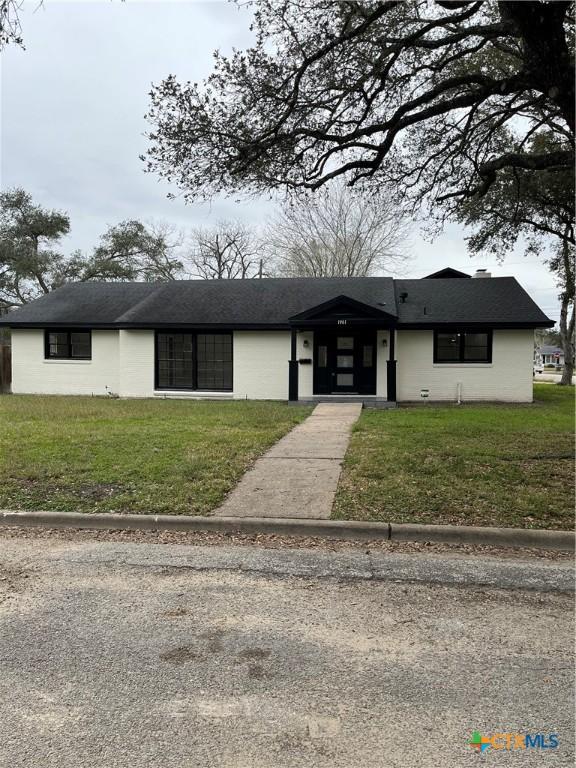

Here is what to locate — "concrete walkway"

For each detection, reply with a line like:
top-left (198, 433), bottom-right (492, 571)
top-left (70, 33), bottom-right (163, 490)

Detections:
top-left (214, 403), bottom-right (362, 519)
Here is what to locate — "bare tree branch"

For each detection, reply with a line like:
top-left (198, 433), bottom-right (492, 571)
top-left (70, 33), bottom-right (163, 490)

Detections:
top-left (266, 181), bottom-right (411, 277)
top-left (187, 221), bottom-right (267, 280)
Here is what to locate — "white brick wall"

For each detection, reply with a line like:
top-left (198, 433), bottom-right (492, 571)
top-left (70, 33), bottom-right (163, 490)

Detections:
top-left (118, 330), bottom-right (155, 398)
top-left (10, 327), bottom-right (535, 402)
top-left (233, 331), bottom-right (291, 400)
top-left (11, 329), bottom-right (119, 396)
top-left (121, 330), bottom-right (293, 400)
top-left (396, 329), bottom-right (534, 402)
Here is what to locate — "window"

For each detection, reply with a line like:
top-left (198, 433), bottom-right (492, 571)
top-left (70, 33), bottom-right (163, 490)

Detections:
top-left (155, 332), bottom-right (232, 391)
top-left (157, 333), bottom-right (194, 389)
top-left (337, 373), bottom-right (354, 386)
top-left (362, 345), bottom-right (373, 367)
top-left (434, 330), bottom-right (492, 364)
top-left (337, 337), bottom-right (354, 349)
top-left (45, 330), bottom-right (91, 359)
top-left (197, 334), bottom-right (232, 390)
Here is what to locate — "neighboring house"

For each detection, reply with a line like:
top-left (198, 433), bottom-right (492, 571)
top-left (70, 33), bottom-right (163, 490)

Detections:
top-left (535, 345), bottom-right (565, 367)
top-left (0, 268), bottom-right (553, 403)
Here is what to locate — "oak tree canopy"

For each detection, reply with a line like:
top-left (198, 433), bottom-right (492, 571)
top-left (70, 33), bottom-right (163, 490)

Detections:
top-left (144, 0), bottom-right (574, 222)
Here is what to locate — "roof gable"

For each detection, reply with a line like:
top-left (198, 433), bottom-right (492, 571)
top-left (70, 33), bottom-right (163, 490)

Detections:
top-left (424, 267), bottom-right (471, 279)
top-left (289, 295), bottom-right (396, 324)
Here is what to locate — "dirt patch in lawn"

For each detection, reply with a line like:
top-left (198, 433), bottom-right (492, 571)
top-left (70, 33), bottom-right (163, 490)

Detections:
top-left (9, 477), bottom-right (128, 502)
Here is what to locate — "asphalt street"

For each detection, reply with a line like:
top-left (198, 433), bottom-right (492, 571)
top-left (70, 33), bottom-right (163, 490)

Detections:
top-left (534, 372), bottom-right (575, 384)
top-left (0, 535), bottom-right (573, 768)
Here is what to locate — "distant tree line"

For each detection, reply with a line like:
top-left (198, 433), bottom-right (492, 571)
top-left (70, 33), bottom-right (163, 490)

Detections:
top-left (0, 189), bottom-right (183, 313)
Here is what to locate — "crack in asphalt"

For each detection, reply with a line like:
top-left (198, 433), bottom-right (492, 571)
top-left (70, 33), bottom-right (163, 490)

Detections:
top-left (48, 550), bottom-right (574, 594)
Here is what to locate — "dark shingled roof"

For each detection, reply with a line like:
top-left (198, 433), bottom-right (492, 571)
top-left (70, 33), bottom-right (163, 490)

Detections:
top-left (394, 277), bottom-right (552, 327)
top-left (0, 273), bottom-right (553, 329)
top-left (0, 277), bottom-right (396, 328)
top-left (538, 345), bottom-right (563, 354)
top-left (0, 283), bottom-right (158, 327)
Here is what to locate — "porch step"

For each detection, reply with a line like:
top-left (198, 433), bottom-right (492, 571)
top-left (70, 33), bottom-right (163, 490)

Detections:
top-left (295, 397), bottom-right (396, 409)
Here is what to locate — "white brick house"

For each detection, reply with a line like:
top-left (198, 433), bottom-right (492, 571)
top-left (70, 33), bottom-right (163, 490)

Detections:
top-left (1, 268), bottom-right (553, 404)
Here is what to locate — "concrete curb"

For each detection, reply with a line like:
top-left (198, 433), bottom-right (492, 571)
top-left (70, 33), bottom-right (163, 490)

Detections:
top-left (390, 522), bottom-right (574, 551)
top-left (0, 510), bottom-right (574, 552)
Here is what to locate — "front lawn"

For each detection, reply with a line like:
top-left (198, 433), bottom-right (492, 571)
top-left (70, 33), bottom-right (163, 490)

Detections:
top-left (333, 384), bottom-right (575, 529)
top-left (0, 396), bottom-right (310, 515)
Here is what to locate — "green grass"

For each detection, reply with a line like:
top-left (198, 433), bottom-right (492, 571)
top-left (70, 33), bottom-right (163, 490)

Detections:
top-left (0, 396), bottom-right (310, 515)
top-left (333, 384), bottom-right (575, 529)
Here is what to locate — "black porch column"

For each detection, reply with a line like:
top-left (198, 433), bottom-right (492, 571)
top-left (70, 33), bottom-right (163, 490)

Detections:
top-left (386, 329), bottom-right (397, 402)
top-left (288, 328), bottom-right (299, 401)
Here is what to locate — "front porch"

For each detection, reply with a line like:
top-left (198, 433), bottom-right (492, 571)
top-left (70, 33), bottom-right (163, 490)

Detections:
top-left (293, 396), bottom-right (397, 409)
top-left (286, 294), bottom-right (398, 404)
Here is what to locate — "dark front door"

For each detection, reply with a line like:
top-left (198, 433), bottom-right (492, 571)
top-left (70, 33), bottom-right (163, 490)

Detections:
top-left (314, 330), bottom-right (377, 395)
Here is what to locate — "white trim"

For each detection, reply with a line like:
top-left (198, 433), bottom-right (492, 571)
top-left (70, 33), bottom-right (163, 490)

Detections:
top-left (43, 360), bottom-right (92, 365)
top-left (432, 363), bottom-right (493, 369)
top-left (153, 390), bottom-right (233, 399)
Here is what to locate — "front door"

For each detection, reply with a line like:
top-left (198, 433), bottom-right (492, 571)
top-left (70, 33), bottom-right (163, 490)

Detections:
top-left (314, 330), bottom-right (377, 395)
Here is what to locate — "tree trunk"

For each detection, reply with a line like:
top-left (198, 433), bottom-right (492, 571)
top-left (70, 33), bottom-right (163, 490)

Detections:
top-left (559, 297), bottom-right (574, 385)
top-left (558, 235), bottom-right (575, 386)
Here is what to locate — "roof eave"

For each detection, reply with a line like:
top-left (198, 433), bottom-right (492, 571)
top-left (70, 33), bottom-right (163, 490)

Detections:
top-left (0, 321), bottom-right (293, 331)
top-left (397, 320), bottom-right (555, 330)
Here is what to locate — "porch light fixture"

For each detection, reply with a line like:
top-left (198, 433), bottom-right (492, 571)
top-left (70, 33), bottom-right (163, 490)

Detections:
top-left (303, 339), bottom-right (310, 348)
top-left (382, 338), bottom-right (388, 347)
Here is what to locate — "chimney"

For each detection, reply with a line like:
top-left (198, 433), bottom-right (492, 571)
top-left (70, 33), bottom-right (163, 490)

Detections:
top-left (472, 269), bottom-right (491, 278)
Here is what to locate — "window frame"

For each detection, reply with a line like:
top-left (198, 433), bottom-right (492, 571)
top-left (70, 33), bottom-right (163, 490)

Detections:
top-left (44, 329), bottom-right (92, 360)
top-left (154, 330), bottom-right (233, 391)
top-left (433, 329), bottom-right (493, 364)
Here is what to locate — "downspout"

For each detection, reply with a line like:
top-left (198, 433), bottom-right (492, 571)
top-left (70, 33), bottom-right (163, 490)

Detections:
top-left (456, 381), bottom-right (462, 405)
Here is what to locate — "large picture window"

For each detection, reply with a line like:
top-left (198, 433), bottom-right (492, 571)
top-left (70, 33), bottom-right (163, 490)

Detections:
top-left (45, 330), bottom-right (91, 360)
top-left (155, 332), bottom-right (233, 391)
top-left (434, 330), bottom-right (492, 364)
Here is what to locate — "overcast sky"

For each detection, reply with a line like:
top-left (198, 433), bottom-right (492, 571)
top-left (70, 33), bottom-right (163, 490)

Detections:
top-left (1, 0), bottom-right (561, 321)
